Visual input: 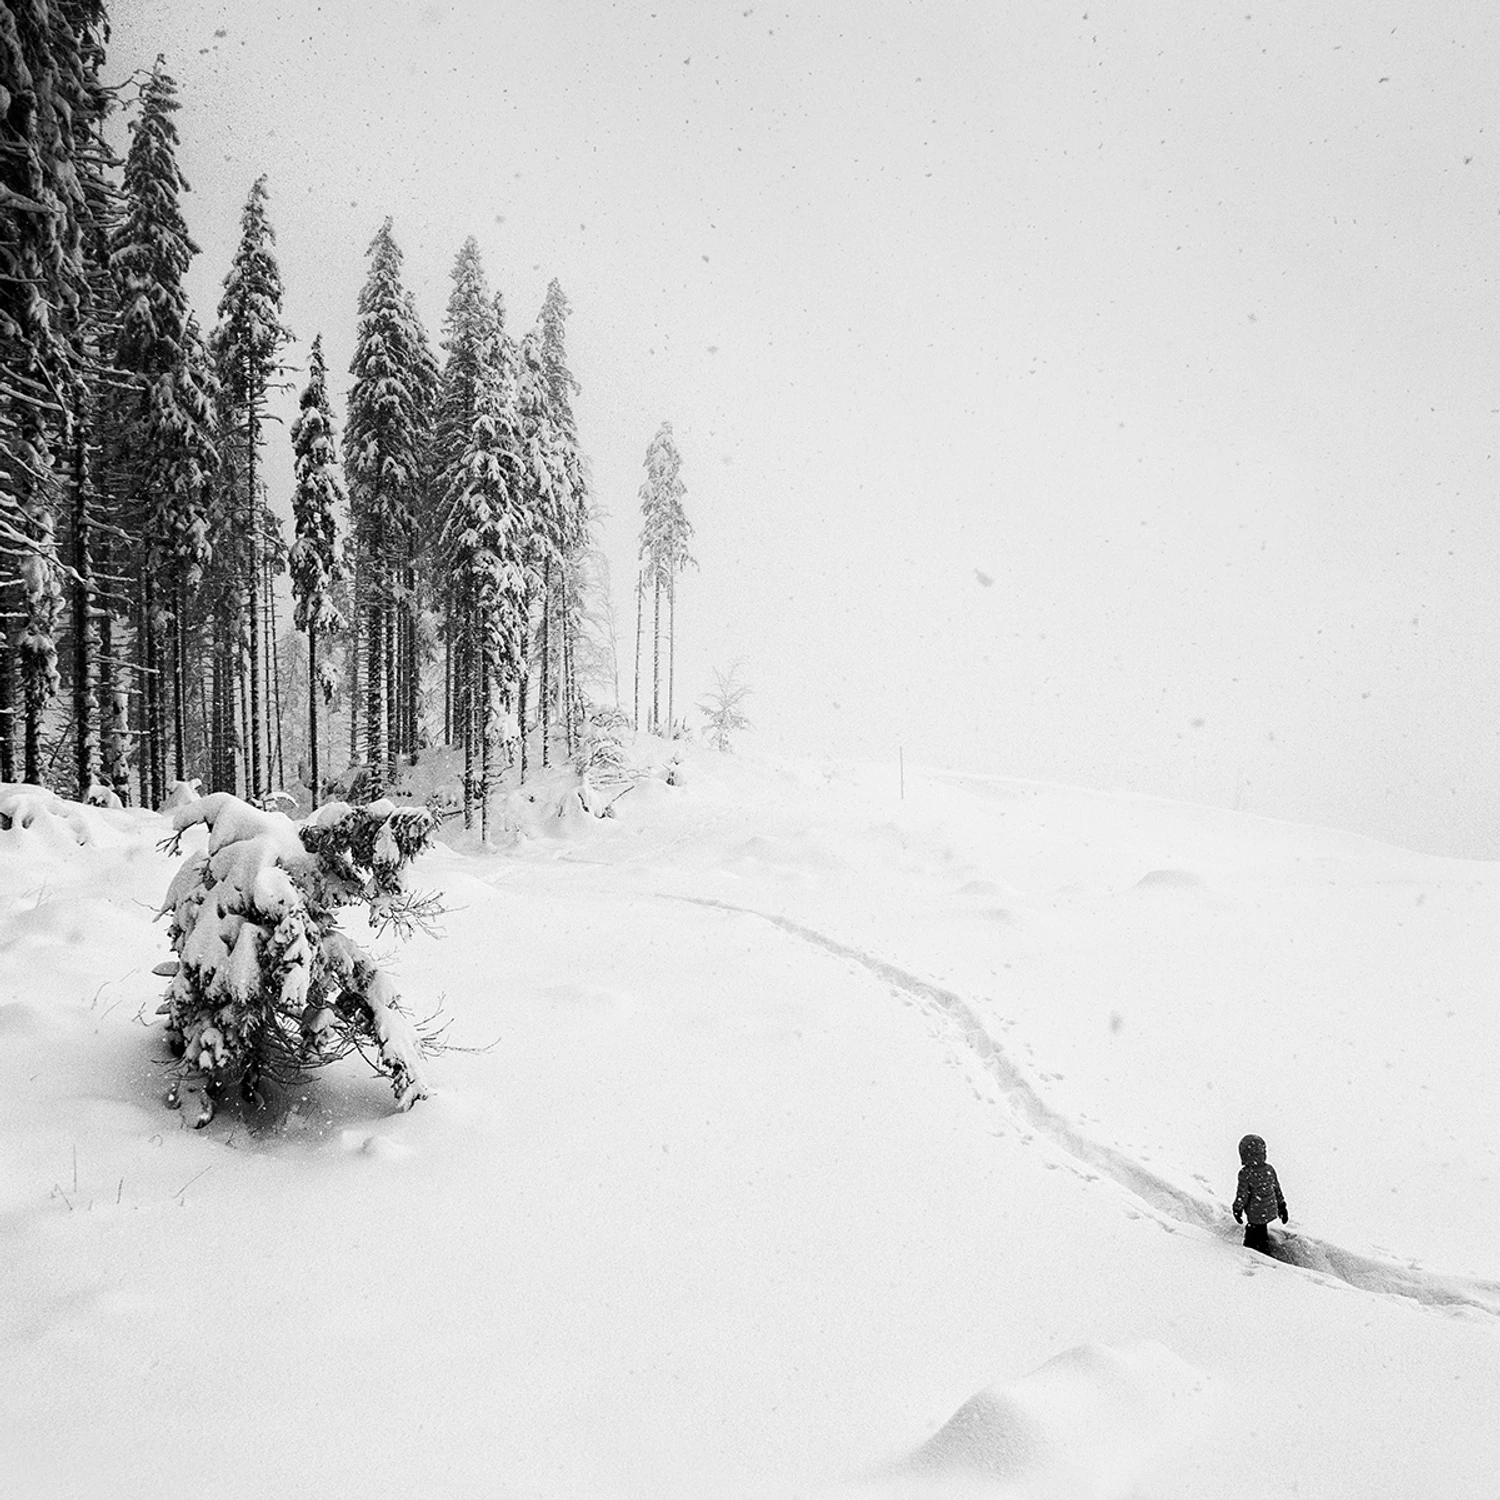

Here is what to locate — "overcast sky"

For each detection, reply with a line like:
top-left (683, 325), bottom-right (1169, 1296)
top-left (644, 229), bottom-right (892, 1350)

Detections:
top-left (107, 0), bottom-right (1500, 857)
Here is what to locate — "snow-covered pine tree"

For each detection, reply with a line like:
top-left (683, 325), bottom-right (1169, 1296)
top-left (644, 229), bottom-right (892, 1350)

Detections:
top-left (213, 175), bottom-right (290, 803)
top-left (0, 0), bottom-right (112, 787)
top-left (698, 663), bottom-right (752, 752)
top-left (158, 792), bottom-right (440, 1126)
top-left (344, 220), bottom-right (437, 795)
top-left (395, 283), bottom-right (438, 774)
top-left (160, 313), bottom-right (217, 787)
top-left (440, 303), bottom-right (531, 833)
top-left (534, 280), bottom-right (592, 758)
top-left (111, 59), bottom-right (219, 807)
top-left (289, 335), bottom-right (346, 806)
top-left (55, 7), bottom-right (116, 802)
top-left (636, 421), bottom-right (693, 735)
top-left (509, 329), bottom-right (570, 772)
top-left (201, 362), bottom-right (251, 797)
top-left (434, 237), bottom-right (495, 760)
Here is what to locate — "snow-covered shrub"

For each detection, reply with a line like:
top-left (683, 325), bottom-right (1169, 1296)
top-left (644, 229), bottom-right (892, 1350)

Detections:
top-left (0, 785), bottom-right (96, 847)
top-left (698, 664), bottom-right (752, 752)
top-left (157, 793), bottom-right (440, 1126)
top-left (160, 778), bottom-right (200, 811)
top-left (573, 722), bottom-right (639, 816)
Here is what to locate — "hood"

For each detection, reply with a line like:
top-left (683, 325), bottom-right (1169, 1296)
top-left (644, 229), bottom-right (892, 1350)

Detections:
top-left (1238, 1134), bottom-right (1266, 1166)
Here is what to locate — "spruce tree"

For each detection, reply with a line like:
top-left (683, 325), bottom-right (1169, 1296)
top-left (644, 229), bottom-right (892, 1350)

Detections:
top-left (289, 335), bottom-right (346, 806)
top-left (534, 280), bottom-right (591, 758)
top-left (433, 239), bottom-right (500, 800)
top-left (344, 220), bottom-right (436, 794)
top-left (636, 421), bottom-right (693, 735)
top-left (440, 320), bottom-right (529, 834)
top-left (214, 174), bottom-right (290, 802)
top-left (0, 0), bottom-right (112, 787)
top-left (57, 7), bottom-right (116, 800)
top-left (111, 60), bottom-right (217, 805)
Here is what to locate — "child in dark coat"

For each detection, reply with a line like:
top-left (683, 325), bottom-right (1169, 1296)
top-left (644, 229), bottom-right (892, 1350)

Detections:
top-left (1232, 1133), bottom-right (1288, 1254)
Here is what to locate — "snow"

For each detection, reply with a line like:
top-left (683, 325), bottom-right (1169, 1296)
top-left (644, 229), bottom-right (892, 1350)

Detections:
top-left (1, 748), bottom-right (1497, 1498)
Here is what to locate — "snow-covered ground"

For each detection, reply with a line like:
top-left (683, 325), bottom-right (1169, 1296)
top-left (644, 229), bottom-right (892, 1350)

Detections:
top-left (2, 746), bottom-right (1497, 1499)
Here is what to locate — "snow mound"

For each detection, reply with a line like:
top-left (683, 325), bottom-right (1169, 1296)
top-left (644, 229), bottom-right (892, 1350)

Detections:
top-left (0, 785), bottom-right (99, 851)
top-left (1134, 867), bottom-right (1206, 889)
top-left (900, 1341), bottom-right (1209, 1497)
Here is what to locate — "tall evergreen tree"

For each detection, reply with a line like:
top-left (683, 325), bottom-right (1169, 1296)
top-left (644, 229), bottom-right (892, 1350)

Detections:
top-left (344, 219), bottom-right (436, 794)
top-left (533, 280), bottom-right (591, 759)
top-left (636, 421), bottom-right (692, 736)
top-left (289, 335), bottom-right (346, 806)
top-left (0, 0), bottom-right (112, 787)
top-left (55, 5), bottom-right (116, 801)
top-left (440, 315), bottom-right (528, 832)
top-left (509, 331), bottom-right (561, 771)
top-left (433, 239), bottom-right (499, 780)
top-left (213, 174), bottom-right (290, 802)
top-left (111, 60), bottom-right (217, 805)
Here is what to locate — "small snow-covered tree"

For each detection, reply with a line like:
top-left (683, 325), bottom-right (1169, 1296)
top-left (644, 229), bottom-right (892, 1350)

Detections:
top-left (699, 664), bottom-right (751, 752)
top-left (157, 792), bottom-right (440, 1126)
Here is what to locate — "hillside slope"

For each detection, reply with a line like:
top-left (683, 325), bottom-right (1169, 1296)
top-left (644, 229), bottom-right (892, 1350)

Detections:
top-left (1, 751), bottom-right (1496, 1498)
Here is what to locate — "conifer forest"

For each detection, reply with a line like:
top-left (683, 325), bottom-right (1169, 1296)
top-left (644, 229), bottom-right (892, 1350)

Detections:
top-left (1, 6), bottom-right (698, 824)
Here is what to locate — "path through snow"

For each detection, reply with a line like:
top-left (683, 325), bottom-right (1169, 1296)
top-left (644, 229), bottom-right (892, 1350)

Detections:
top-left (680, 896), bottom-right (1500, 1322)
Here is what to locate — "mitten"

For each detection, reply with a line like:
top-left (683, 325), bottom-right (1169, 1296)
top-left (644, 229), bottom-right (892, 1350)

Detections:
top-left (1233, 1208), bottom-right (1243, 1224)
top-left (1279, 1206), bottom-right (1288, 1223)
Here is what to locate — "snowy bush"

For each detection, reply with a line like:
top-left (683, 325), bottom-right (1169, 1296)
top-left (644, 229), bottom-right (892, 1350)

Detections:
top-left (573, 723), bottom-right (639, 816)
top-left (698, 664), bottom-right (752, 753)
top-left (0, 785), bottom-right (96, 847)
top-left (156, 793), bottom-right (441, 1126)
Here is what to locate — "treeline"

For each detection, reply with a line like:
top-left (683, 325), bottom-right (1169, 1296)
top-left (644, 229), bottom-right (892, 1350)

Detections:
top-left (1, 9), bottom-right (603, 822)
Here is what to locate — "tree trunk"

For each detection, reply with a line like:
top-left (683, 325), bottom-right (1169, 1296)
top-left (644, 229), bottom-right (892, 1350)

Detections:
top-left (138, 572), bottom-right (157, 807)
top-left (560, 569), bottom-right (576, 755)
top-left (633, 573), bottom-right (643, 732)
top-left (245, 421), bottom-right (262, 802)
top-left (479, 647), bottom-right (490, 842)
top-left (307, 618), bottom-right (319, 805)
top-left (365, 522), bottom-right (384, 791)
top-left (443, 583), bottom-right (452, 748)
top-left (383, 592), bottom-right (397, 788)
top-left (546, 555), bottom-right (558, 768)
top-left (70, 406), bottom-right (97, 798)
top-left (651, 571), bottom-right (662, 736)
top-left (97, 582), bottom-right (126, 802)
top-left (461, 590), bottom-right (475, 828)
top-left (349, 556), bottom-right (362, 768)
top-left (0, 621), bottom-right (15, 785)
top-left (171, 586), bottom-right (186, 784)
top-left (237, 645), bottom-right (251, 801)
top-left (22, 636), bottom-right (44, 787)
top-left (208, 622), bottom-right (226, 793)
top-left (517, 660), bottom-right (529, 780)
top-left (267, 555), bottom-right (286, 791)
top-left (404, 564), bottom-right (418, 759)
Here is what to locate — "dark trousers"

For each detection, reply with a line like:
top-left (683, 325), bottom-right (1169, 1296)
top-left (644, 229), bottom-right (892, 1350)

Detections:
top-left (1243, 1222), bottom-right (1272, 1254)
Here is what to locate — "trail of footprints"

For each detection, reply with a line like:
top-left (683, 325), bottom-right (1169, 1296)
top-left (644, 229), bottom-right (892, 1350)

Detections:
top-left (682, 896), bottom-right (1500, 1321)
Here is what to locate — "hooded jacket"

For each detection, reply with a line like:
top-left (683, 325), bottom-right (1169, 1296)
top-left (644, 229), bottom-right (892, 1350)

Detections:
top-left (1233, 1134), bottom-right (1287, 1226)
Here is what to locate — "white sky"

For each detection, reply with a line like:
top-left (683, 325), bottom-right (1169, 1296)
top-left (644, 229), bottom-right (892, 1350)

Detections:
top-left (107, 0), bottom-right (1500, 856)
